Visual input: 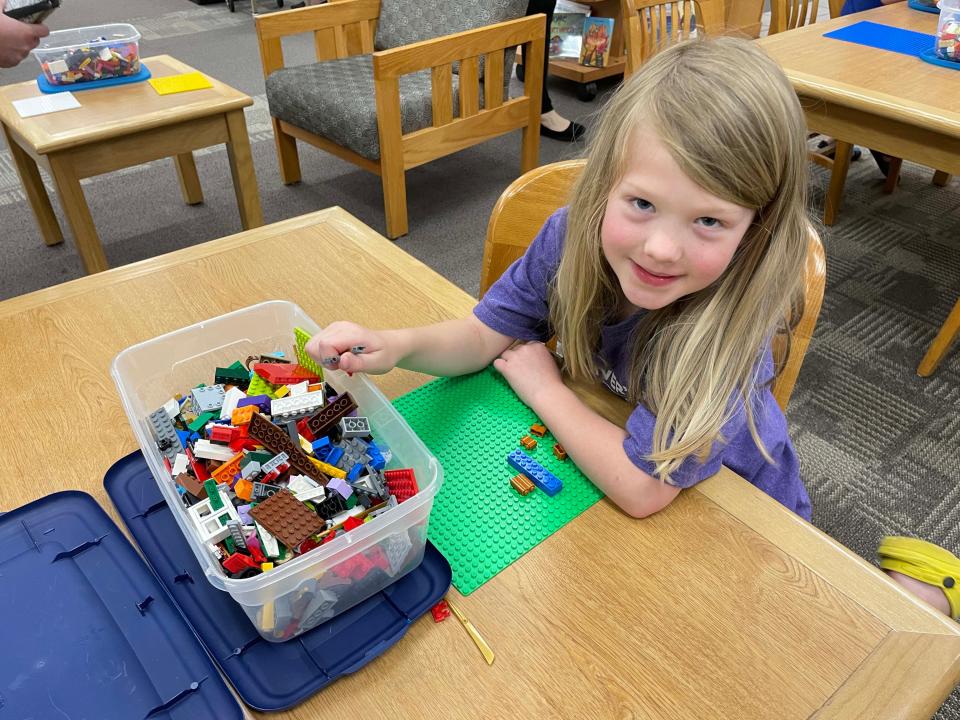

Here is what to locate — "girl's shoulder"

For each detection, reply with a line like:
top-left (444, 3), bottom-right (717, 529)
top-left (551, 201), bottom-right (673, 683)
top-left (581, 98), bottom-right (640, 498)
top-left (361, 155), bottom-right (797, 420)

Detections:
top-left (529, 206), bottom-right (570, 265)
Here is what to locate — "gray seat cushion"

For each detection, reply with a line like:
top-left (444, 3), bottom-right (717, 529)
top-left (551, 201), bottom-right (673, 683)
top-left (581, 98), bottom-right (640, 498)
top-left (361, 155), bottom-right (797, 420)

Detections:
top-left (266, 54), bottom-right (462, 161)
top-left (375, 0), bottom-right (528, 52)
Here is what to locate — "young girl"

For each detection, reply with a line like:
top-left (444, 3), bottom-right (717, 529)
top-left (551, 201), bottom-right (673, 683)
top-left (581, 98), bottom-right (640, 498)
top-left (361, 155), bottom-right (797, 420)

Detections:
top-left (307, 36), bottom-right (814, 520)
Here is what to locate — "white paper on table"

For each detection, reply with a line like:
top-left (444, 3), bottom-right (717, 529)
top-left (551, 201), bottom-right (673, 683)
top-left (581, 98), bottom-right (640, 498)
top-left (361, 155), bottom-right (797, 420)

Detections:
top-left (12, 92), bottom-right (80, 118)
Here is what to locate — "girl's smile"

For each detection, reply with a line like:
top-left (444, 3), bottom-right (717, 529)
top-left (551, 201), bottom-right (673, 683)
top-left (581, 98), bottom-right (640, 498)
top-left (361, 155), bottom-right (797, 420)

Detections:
top-left (631, 261), bottom-right (679, 286)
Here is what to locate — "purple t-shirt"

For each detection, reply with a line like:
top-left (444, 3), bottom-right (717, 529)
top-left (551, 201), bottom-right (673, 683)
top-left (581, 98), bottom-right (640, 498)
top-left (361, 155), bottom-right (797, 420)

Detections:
top-left (474, 208), bottom-right (812, 520)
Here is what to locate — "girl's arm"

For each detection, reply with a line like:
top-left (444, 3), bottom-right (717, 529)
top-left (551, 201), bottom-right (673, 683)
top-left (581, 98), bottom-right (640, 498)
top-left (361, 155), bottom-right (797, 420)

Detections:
top-left (306, 316), bottom-right (515, 377)
top-left (495, 343), bottom-right (681, 518)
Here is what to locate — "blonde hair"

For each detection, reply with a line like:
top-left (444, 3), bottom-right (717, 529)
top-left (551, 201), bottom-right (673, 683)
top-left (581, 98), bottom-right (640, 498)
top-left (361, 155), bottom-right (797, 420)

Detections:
top-left (550, 37), bottom-right (810, 482)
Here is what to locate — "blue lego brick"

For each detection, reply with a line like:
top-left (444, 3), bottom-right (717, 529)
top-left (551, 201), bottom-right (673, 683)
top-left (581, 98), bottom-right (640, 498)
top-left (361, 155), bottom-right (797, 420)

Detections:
top-left (326, 447), bottom-right (344, 467)
top-left (507, 449), bottom-right (563, 497)
top-left (312, 436), bottom-right (332, 461)
top-left (346, 463), bottom-right (364, 482)
top-left (366, 441), bottom-right (386, 471)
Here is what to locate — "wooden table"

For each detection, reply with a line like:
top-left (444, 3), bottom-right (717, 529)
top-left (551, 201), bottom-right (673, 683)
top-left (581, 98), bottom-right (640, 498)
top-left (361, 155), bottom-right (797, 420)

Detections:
top-left (0, 54), bottom-right (263, 275)
top-left (1, 208), bottom-right (958, 719)
top-left (757, 4), bottom-right (960, 375)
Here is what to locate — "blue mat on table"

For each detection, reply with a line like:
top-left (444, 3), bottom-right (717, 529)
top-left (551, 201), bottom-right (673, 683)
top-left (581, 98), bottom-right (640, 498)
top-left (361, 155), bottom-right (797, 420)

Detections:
top-left (37, 63), bottom-right (151, 93)
top-left (824, 21), bottom-right (934, 56)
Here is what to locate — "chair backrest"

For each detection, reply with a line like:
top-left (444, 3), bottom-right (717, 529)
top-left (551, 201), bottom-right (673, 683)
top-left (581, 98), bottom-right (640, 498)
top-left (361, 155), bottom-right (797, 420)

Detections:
top-left (375, 0), bottom-right (528, 50)
top-left (768, 0), bottom-right (843, 33)
top-left (621, 0), bottom-right (726, 76)
top-left (482, 160), bottom-right (827, 412)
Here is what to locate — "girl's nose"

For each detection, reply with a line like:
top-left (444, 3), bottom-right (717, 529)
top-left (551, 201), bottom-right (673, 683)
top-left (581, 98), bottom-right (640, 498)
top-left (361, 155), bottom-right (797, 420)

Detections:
top-left (642, 225), bottom-right (682, 264)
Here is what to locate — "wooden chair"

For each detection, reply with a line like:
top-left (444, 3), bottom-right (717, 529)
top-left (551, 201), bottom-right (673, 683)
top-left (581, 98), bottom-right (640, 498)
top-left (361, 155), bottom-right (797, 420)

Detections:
top-left (621, 0), bottom-right (726, 76)
top-left (483, 159), bottom-right (827, 411)
top-left (255, 0), bottom-right (545, 240)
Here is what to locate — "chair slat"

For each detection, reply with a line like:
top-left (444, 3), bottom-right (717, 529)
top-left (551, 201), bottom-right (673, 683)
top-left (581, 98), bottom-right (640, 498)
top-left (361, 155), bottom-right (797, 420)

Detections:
top-left (459, 56), bottom-right (480, 118)
top-left (432, 64), bottom-right (454, 127)
top-left (484, 50), bottom-right (505, 110)
top-left (333, 25), bottom-right (348, 58)
top-left (359, 19), bottom-right (374, 53)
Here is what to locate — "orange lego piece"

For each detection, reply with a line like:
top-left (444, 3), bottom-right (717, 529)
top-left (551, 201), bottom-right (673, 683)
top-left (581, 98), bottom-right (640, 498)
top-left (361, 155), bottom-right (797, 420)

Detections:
top-left (553, 443), bottom-right (567, 461)
top-left (530, 423), bottom-right (547, 437)
top-left (234, 478), bottom-right (254, 501)
top-left (520, 435), bottom-right (537, 451)
top-left (510, 474), bottom-right (535, 496)
top-left (211, 451), bottom-right (244, 485)
top-left (232, 406), bottom-right (257, 425)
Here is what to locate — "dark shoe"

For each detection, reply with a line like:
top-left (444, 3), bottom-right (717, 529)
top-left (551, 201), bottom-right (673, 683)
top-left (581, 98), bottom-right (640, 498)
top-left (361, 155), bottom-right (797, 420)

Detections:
top-left (816, 138), bottom-right (862, 162)
top-left (869, 149), bottom-right (893, 178)
top-left (540, 120), bottom-right (587, 142)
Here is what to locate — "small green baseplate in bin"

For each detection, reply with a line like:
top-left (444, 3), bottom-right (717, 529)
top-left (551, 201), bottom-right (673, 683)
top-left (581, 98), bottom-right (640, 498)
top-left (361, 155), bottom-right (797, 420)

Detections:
top-left (393, 367), bottom-right (604, 594)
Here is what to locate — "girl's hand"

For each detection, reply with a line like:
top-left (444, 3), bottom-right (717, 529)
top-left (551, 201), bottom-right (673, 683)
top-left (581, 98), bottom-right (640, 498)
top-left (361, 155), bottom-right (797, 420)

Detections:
top-left (493, 342), bottom-right (563, 410)
top-left (305, 321), bottom-right (398, 375)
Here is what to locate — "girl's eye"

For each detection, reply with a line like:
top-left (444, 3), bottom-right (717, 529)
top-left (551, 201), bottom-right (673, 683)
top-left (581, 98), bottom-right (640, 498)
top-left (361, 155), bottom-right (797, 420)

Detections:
top-left (632, 198), bottom-right (654, 212)
top-left (697, 216), bottom-right (722, 228)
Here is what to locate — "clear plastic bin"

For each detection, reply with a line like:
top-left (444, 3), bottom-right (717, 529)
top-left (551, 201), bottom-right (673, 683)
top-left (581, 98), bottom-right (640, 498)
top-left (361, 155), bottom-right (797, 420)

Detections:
top-left (32, 23), bottom-right (141, 86)
top-left (936, 0), bottom-right (960, 62)
top-left (111, 301), bottom-right (443, 642)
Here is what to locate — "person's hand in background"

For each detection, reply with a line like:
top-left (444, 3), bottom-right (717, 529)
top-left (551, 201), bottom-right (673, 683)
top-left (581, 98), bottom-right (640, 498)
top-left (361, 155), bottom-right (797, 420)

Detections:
top-left (0, 2), bottom-right (48, 68)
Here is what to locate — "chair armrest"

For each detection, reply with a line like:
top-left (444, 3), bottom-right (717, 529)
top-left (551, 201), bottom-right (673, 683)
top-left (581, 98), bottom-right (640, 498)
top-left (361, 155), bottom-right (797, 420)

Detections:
top-left (372, 15), bottom-right (543, 80)
top-left (255, 0), bottom-right (379, 42)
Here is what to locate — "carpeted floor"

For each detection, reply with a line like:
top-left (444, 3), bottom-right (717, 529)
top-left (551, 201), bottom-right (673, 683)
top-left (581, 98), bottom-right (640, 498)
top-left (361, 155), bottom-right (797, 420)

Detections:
top-left (1, 2), bottom-right (958, 716)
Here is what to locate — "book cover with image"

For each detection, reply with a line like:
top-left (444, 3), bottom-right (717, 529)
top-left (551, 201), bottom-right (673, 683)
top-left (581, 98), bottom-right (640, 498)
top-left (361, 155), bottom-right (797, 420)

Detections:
top-left (550, 12), bottom-right (587, 58)
top-left (579, 16), bottom-right (614, 68)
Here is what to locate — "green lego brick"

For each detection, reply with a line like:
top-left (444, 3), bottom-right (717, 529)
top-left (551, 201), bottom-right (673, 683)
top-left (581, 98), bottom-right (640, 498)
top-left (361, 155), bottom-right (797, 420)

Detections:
top-left (247, 372), bottom-right (279, 399)
top-left (294, 327), bottom-right (325, 381)
top-left (393, 367), bottom-right (604, 595)
top-left (188, 412), bottom-right (216, 432)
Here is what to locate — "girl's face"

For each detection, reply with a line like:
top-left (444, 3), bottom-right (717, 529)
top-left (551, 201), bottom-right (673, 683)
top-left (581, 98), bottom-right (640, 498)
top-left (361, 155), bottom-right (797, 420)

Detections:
top-left (601, 126), bottom-right (755, 315)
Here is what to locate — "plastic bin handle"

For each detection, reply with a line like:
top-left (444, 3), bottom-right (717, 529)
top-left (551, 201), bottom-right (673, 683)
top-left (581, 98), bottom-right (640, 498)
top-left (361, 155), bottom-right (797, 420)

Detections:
top-left (340, 624), bottom-right (409, 675)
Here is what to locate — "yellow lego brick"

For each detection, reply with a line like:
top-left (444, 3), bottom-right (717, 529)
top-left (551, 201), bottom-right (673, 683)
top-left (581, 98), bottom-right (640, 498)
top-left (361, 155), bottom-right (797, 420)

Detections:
top-left (261, 562), bottom-right (274, 572)
top-left (274, 385), bottom-right (290, 398)
top-left (294, 327), bottom-right (325, 380)
top-left (309, 456), bottom-right (347, 479)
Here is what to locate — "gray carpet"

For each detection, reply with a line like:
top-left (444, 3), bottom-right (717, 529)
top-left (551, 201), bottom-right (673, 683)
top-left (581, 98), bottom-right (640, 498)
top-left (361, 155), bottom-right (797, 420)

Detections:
top-left (2, 2), bottom-right (958, 716)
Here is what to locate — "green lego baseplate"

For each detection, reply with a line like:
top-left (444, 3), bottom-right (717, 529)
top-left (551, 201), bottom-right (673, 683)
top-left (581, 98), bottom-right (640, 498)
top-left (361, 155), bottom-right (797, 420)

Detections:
top-left (393, 367), bottom-right (604, 595)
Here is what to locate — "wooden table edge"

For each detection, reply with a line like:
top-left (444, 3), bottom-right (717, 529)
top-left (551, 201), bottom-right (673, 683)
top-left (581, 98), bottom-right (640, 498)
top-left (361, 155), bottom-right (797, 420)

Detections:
top-left (696, 470), bottom-right (960, 637)
top-left (0, 54), bottom-right (254, 155)
top-left (810, 630), bottom-right (960, 719)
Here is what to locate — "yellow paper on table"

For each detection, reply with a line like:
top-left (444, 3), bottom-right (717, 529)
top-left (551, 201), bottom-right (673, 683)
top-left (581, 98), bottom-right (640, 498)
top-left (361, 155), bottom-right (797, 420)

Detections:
top-left (149, 71), bottom-right (214, 95)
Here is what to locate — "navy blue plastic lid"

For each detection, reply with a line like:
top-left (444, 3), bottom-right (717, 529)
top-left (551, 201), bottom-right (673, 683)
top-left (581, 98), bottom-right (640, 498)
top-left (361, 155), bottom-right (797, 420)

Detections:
top-left (0, 490), bottom-right (242, 719)
top-left (104, 451), bottom-right (452, 712)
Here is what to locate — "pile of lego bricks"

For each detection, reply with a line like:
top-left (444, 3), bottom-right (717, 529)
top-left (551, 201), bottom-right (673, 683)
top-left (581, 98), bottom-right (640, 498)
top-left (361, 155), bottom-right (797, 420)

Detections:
top-left (41, 40), bottom-right (140, 85)
top-left (145, 331), bottom-right (420, 586)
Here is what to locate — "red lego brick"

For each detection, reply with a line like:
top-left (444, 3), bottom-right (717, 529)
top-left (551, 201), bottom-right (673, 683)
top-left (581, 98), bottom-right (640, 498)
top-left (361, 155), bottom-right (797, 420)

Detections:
top-left (384, 468), bottom-right (419, 503)
top-left (430, 599), bottom-right (451, 623)
top-left (223, 552), bottom-right (260, 574)
top-left (343, 516), bottom-right (364, 532)
top-left (253, 362), bottom-right (320, 385)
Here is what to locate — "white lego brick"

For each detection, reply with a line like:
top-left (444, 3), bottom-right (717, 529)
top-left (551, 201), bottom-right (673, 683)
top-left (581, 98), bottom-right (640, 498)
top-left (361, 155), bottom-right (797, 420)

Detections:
top-left (187, 490), bottom-right (239, 545)
top-left (383, 532), bottom-right (413, 576)
top-left (339, 416), bottom-right (371, 438)
top-left (287, 380), bottom-right (309, 397)
top-left (270, 390), bottom-right (326, 419)
top-left (171, 453), bottom-right (190, 476)
top-left (256, 522), bottom-right (280, 558)
top-left (261, 452), bottom-right (289, 475)
top-left (192, 439), bottom-right (236, 462)
top-left (163, 398), bottom-right (181, 420)
top-left (219, 386), bottom-right (247, 420)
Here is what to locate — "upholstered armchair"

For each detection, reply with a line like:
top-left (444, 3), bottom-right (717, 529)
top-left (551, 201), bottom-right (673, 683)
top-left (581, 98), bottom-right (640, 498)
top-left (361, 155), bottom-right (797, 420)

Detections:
top-left (255, 0), bottom-right (545, 238)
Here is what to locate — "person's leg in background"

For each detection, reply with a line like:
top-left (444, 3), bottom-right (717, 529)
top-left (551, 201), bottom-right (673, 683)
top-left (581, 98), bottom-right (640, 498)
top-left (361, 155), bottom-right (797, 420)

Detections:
top-left (526, 0), bottom-right (587, 142)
